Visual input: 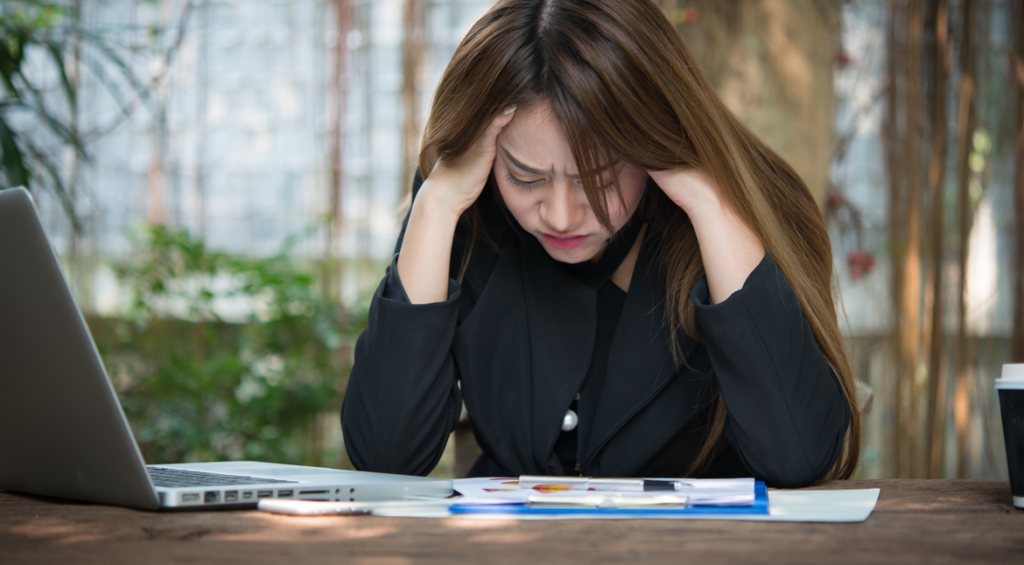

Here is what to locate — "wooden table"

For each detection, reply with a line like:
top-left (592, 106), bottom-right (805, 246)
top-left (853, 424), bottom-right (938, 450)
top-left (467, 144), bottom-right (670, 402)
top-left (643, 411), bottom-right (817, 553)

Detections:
top-left (1, 480), bottom-right (1022, 564)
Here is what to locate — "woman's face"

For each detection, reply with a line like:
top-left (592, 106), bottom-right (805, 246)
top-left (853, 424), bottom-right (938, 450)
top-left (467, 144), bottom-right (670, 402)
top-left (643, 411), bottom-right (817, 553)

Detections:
top-left (493, 102), bottom-right (647, 264)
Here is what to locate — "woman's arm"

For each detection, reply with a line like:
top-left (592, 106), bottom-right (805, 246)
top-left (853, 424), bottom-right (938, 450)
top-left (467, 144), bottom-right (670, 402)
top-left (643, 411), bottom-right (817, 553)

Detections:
top-left (649, 169), bottom-right (848, 487)
top-left (397, 106), bottom-right (517, 304)
top-left (690, 256), bottom-right (850, 487)
top-left (341, 177), bottom-right (466, 475)
top-left (647, 169), bottom-right (764, 303)
top-left (342, 107), bottom-right (516, 474)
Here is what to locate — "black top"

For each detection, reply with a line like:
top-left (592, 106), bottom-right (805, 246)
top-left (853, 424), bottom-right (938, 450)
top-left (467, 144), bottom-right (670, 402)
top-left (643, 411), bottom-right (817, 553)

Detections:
top-left (550, 219), bottom-right (637, 476)
top-left (341, 172), bottom-right (850, 487)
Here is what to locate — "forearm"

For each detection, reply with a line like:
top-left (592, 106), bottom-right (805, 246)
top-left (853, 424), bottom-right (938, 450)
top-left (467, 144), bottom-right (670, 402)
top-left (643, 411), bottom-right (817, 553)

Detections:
top-left (396, 179), bottom-right (463, 304)
top-left (685, 192), bottom-right (765, 304)
top-left (648, 169), bottom-right (765, 303)
top-left (691, 256), bottom-right (849, 487)
top-left (342, 272), bottom-right (464, 475)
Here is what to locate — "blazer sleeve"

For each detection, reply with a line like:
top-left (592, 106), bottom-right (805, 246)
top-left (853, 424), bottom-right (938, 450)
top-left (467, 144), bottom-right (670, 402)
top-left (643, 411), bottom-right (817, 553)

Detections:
top-left (690, 253), bottom-right (851, 488)
top-left (340, 171), bottom-right (464, 476)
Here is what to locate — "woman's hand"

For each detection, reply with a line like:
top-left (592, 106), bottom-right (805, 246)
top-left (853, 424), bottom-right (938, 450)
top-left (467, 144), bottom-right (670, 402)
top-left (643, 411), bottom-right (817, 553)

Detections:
top-left (397, 106), bottom-right (516, 305)
top-left (421, 105), bottom-right (518, 217)
top-left (648, 167), bottom-right (765, 304)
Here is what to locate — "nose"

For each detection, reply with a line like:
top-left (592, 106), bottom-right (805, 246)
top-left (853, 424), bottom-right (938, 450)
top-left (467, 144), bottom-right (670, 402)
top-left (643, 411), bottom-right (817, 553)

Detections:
top-left (540, 179), bottom-right (586, 233)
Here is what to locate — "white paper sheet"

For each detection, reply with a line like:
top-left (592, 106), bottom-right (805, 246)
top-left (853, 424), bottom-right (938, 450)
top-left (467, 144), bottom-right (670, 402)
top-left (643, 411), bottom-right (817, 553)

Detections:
top-left (669, 478), bottom-right (755, 505)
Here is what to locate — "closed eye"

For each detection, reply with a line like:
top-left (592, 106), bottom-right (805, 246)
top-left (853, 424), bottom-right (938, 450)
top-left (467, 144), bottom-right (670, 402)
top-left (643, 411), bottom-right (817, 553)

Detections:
top-left (505, 173), bottom-right (542, 189)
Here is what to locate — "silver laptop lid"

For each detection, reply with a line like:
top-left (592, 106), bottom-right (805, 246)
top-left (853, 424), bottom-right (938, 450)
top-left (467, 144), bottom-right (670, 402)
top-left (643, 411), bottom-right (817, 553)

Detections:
top-left (0, 187), bottom-right (161, 510)
top-left (0, 188), bottom-right (454, 511)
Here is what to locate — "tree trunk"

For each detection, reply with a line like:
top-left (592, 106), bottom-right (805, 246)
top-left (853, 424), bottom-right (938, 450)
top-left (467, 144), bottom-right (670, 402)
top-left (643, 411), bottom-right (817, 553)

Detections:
top-left (952, 0), bottom-right (976, 479)
top-left (884, 0), bottom-right (908, 478)
top-left (326, 0), bottom-right (351, 367)
top-left (899, 0), bottom-right (924, 478)
top-left (193, 0), bottom-right (209, 238)
top-left (401, 0), bottom-right (425, 198)
top-left (924, 0), bottom-right (950, 479)
top-left (667, 0), bottom-right (839, 207)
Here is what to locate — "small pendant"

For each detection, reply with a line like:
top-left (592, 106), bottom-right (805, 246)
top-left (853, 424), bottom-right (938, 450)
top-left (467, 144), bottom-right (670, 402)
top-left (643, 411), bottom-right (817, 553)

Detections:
top-left (561, 409), bottom-right (579, 432)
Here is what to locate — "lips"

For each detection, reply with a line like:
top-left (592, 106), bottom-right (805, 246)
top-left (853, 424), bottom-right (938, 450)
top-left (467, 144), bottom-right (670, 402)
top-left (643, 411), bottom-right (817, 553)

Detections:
top-left (542, 233), bottom-right (589, 250)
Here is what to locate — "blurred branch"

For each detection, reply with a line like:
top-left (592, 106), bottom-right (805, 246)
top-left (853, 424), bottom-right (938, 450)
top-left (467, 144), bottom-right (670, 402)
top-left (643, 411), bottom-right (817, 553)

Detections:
top-left (0, 0), bottom-right (192, 232)
top-left (152, 0), bottom-right (192, 92)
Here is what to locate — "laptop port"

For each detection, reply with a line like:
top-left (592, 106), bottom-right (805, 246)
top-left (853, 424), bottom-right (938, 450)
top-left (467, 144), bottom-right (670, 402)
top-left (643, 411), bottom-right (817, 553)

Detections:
top-left (224, 491), bottom-right (238, 502)
top-left (277, 490), bottom-right (293, 498)
top-left (204, 491), bottom-right (219, 504)
top-left (181, 493), bottom-right (199, 503)
top-left (298, 490), bottom-right (329, 500)
top-left (242, 492), bottom-right (253, 500)
top-left (256, 491), bottom-right (273, 498)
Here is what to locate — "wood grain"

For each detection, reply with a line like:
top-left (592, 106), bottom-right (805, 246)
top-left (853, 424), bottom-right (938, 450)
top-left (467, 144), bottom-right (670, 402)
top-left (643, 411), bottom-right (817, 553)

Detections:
top-left (1, 480), bottom-right (1022, 564)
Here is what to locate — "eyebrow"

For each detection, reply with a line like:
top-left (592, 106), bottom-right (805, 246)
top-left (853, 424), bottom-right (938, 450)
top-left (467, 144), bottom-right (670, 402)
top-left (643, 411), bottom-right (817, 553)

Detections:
top-left (500, 147), bottom-right (618, 179)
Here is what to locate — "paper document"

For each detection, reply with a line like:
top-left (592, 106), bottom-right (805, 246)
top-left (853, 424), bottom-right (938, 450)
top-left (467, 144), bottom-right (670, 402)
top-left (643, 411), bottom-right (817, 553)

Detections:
top-left (526, 492), bottom-right (691, 508)
top-left (381, 489), bottom-right (880, 522)
top-left (451, 477), bottom-right (531, 505)
top-left (254, 484), bottom-right (881, 522)
top-left (669, 478), bottom-right (755, 506)
top-left (451, 477), bottom-right (755, 507)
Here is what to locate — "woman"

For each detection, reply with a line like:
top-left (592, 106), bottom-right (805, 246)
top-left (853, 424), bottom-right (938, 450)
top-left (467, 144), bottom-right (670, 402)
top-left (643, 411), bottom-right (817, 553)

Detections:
top-left (341, 0), bottom-right (859, 488)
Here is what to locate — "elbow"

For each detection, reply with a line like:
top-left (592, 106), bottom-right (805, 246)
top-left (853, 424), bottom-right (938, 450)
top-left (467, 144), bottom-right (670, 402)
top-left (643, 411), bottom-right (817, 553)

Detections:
top-left (751, 447), bottom-right (840, 488)
top-left (757, 456), bottom-right (837, 489)
top-left (339, 389), bottom-right (458, 477)
top-left (340, 399), bottom-right (432, 476)
top-left (340, 397), bottom-right (374, 472)
top-left (734, 408), bottom-right (850, 489)
top-left (770, 433), bottom-right (848, 489)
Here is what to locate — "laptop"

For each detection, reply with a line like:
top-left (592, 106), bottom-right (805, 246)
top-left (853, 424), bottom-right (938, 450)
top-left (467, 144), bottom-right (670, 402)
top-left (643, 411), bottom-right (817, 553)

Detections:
top-left (0, 187), bottom-right (452, 510)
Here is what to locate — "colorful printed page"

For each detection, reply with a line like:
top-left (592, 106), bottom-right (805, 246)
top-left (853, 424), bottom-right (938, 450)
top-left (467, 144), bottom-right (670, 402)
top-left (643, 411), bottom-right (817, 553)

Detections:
top-left (451, 477), bottom-right (532, 505)
top-left (451, 477), bottom-right (756, 506)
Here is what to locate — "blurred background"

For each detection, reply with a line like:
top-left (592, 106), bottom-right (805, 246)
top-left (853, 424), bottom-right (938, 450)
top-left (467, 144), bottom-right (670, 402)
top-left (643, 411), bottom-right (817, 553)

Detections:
top-left (1, 0), bottom-right (1021, 480)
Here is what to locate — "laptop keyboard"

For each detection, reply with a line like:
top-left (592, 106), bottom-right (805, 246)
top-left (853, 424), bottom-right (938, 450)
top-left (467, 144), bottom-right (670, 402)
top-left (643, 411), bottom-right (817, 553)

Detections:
top-left (147, 466), bottom-right (298, 488)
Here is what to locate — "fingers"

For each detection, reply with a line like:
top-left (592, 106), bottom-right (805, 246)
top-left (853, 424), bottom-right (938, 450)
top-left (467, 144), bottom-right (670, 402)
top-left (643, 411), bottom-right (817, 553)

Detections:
top-left (425, 104), bottom-right (519, 215)
top-left (456, 104), bottom-right (517, 176)
top-left (474, 104), bottom-right (517, 155)
top-left (494, 103), bottom-right (517, 129)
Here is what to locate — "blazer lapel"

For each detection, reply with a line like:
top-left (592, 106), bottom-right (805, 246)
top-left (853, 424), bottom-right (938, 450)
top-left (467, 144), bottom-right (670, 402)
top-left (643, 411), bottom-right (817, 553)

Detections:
top-left (519, 235), bottom-right (597, 473)
top-left (583, 234), bottom-right (702, 467)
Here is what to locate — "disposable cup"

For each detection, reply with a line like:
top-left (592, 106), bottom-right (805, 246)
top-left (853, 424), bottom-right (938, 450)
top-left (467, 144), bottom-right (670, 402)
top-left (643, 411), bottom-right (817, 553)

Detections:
top-left (996, 364), bottom-right (1024, 509)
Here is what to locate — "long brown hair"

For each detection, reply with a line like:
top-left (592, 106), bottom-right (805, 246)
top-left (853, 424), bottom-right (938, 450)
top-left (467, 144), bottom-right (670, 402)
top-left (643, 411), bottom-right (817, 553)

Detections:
top-left (418, 0), bottom-right (859, 480)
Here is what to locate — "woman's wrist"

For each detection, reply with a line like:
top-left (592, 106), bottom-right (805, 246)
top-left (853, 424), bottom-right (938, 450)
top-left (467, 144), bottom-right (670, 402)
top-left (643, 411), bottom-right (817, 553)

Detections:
top-left (397, 180), bottom-right (464, 305)
top-left (415, 178), bottom-right (465, 228)
top-left (673, 181), bottom-right (765, 304)
top-left (679, 185), bottom-right (728, 233)
top-left (419, 167), bottom-right (486, 219)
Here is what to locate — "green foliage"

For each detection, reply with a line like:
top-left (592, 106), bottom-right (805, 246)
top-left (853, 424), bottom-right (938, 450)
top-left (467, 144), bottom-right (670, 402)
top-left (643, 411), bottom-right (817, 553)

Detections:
top-left (93, 226), bottom-right (364, 466)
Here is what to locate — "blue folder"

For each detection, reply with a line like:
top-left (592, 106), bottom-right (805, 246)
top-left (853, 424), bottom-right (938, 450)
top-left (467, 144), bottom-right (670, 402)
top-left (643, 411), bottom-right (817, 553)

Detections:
top-left (449, 481), bottom-right (768, 517)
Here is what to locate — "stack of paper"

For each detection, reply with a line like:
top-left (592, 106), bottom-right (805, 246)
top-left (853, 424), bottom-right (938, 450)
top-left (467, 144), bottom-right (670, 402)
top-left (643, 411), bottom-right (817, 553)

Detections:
top-left (448, 477), bottom-right (767, 516)
top-left (255, 480), bottom-right (882, 522)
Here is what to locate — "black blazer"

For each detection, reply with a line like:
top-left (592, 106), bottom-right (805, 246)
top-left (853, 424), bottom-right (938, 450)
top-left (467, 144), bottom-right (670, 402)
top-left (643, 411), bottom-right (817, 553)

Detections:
top-left (341, 173), bottom-right (850, 488)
